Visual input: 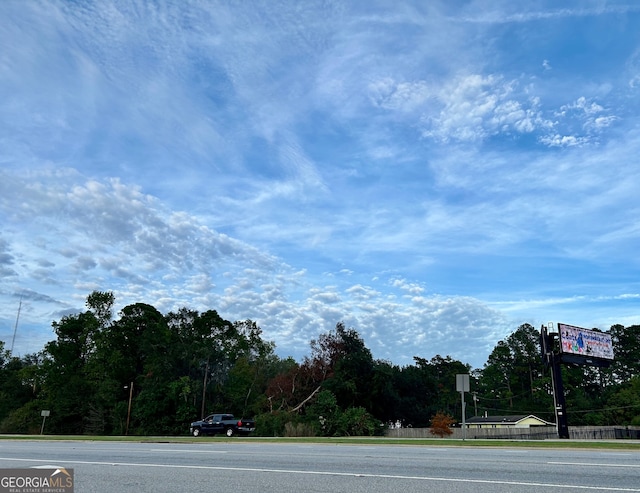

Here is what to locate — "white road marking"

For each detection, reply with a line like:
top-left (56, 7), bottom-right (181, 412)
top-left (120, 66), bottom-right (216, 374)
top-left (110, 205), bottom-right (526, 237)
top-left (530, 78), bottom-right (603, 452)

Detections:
top-left (1, 457), bottom-right (639, 491)
top-left (549, 461), bottom-right (640, 468)
top-left (150, 449), bottom-right (227, 453)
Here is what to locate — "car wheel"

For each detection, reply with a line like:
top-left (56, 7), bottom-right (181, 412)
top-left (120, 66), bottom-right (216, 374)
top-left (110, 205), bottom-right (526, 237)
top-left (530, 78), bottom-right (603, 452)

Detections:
top-left (192, 428), bottom-right (201, 437)
top-left (225, 427), bottom-right (235, 437)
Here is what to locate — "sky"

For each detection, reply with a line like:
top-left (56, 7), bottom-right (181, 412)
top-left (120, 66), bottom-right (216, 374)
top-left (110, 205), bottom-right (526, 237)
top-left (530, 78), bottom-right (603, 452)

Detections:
top-left (1, 0), bottom-right (640, 370)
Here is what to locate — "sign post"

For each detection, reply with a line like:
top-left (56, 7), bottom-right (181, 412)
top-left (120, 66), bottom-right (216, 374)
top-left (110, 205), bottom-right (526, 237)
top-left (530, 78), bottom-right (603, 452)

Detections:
top-left (456, 374), bottom-right (470, 440)
top-left (40, 410), bottom-right (50, 435)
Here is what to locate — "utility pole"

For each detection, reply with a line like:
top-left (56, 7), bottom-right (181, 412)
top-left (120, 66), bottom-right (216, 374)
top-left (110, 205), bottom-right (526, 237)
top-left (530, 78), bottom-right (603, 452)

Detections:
top-left (201, 358), bottom-right (209, 419)
top-left (125, 381), bottom-right (134, 435)
top-left (11, 295), bottom-right (22, 354)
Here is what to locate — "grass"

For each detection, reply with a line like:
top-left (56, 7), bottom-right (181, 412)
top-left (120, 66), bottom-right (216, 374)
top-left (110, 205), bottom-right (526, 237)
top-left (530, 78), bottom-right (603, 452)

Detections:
top-left (1, 434), bottom-right (639, 450)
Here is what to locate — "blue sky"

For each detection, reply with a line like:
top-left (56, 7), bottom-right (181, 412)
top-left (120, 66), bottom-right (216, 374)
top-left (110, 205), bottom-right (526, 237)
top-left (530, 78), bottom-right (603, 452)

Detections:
top-left (1, 0), bottom-right (640, 369)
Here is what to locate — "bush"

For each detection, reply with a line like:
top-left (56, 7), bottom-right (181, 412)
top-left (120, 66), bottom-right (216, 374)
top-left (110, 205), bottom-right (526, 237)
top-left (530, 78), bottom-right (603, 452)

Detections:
top-left (335, 407), bottom-right (381, 436)
top-left (429, 411), bottom-right (455, 438)
top-left (284, 422), bottom-right (316, 437)
top-left (254, 411), bottom-right (295, 437)
top-left (0, 401), bottom-right (44, 434)
top-left (307, 390), bottom-right (340, 436)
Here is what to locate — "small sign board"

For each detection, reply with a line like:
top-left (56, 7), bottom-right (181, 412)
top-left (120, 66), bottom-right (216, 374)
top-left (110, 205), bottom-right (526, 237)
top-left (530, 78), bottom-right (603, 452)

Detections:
top-left (456, 374), bottom-right (470, 392)
top-left (41, 410), bottom-right (50, 417)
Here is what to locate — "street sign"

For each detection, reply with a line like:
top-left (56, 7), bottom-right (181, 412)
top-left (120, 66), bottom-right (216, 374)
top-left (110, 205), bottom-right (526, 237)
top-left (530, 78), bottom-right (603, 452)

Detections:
top-left (40, 410), bottom-right (50, 435)
top-left (456, 374), bottom-right (470, 392)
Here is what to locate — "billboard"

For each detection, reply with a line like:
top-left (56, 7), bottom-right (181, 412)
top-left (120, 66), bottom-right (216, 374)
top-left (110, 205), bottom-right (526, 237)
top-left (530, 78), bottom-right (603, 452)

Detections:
top-left (558, 323), bottom-right (614, 363)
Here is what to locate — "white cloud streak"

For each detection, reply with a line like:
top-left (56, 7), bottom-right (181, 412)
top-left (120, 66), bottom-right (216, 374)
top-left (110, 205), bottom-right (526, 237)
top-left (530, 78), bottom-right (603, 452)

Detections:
top-left (1, 1), bottom-right (639, 368)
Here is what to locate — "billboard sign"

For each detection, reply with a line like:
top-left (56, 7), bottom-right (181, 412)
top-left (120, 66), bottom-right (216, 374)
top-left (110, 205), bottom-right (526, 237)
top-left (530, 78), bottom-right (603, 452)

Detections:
top-left (558, 323), bottom-right (614, 365)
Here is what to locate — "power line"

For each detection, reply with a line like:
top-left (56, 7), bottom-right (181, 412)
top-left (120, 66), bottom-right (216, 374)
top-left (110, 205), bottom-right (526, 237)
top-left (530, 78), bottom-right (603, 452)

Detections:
top-left (569, 404), bottom-right (640, 414)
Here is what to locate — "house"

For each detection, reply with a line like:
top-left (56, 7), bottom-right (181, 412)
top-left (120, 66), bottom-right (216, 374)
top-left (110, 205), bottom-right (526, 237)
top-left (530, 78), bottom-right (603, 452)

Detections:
top-left (465, 414), bottom-right (553, 429)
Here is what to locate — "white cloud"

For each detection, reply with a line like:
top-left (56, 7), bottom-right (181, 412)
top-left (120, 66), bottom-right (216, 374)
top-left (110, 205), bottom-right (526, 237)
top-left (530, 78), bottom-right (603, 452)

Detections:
top-left (0, 167), bottom-right (524, 368)
top-left (368, 74), bottom-right (553, 144)
top-left (538, 134), bottom-right (589, 147)
top-left (2, 0), bottom-right (640, 370)
top-left (453, 4), bottom-right (640, 24)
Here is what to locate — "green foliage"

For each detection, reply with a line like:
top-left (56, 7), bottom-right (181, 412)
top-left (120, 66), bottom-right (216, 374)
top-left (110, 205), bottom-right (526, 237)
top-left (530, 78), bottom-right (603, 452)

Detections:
top-left (477, 324), bottom-right (551, 419)
top-left (609, 325), bottom-right (640, 382)
top-left (86, 291), bottom-right (115, 328)
top-left (307, 390), bottom-right (340, 436)
top-left (0, 346), bottom-right (38, 426)
top-left (335, 407), bottom-right (381, 436)
top-left (2, 291), bottom-right (640, 436)
top-left (606, 376), bottom-right (640, 425)
top-left (253, 411), bottom-right (293, 437)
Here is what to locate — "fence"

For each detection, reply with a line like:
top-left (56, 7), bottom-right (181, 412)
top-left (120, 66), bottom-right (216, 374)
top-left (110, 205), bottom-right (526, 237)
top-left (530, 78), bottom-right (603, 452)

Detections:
top-left (385, 425), bottom-right (640, 440)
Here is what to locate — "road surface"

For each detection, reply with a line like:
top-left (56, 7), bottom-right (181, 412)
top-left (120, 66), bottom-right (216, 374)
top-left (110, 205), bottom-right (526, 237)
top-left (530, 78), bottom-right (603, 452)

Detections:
top-left (0, 440), bottom-right (638, 492)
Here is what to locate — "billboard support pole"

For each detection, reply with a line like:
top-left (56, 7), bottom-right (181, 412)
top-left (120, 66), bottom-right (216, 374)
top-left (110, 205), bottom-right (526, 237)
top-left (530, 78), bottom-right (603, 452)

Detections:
top-left (541, 323), bottom-right (614, 439)
top-left (549, 351), bottom-right (570, 439)
top-left (541, 325), bottom-right (570, 439)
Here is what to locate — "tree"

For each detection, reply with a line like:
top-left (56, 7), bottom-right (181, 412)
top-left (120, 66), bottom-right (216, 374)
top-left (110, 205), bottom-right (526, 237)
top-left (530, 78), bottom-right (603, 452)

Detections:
top-left (223, 320), bottom-right (278, 416)
top-left (477, 324), bottom-right (550, 418)
top-left (86, 291), bottom-right (115, 329)
top-left (91, 302), bottom-right (171, 434)
top-left (392, 360), bottom-right (437, 427)
top-left (606, 376), bottom-right (640, 425)
top-left (9, 291), bottom-right (640, 437)
top-left (609, 325), bottom-right (640, 382)
top-left (429, 411), bottom-right (455, 437)
top-left (0, 344), bottom-right (40, 431)
top-left (265, 322), bottom-right (374, 417)
top-left (423, 355), bottom-right (471, 417)
top-left (322, 323), bottom-right (375, 410)
top-left (368, 360), bottom-right (401, 423)
top-left (264, 359), bottom-right (321, 414)
top-left (40, 310), bottom-right (102, 433)
top-left (307, 390), bottom-right (340, 436)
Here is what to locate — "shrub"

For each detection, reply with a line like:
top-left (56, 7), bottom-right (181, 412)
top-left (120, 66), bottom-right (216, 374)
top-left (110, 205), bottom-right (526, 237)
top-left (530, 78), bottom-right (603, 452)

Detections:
top-left (335, 407), bottom-right (381, 436)
top-left (284, 421), bottom-right (316, 437)
top-left (254, 411), bottom-right (293, 437)
top-left (429, 411), bottom-right (455, 438)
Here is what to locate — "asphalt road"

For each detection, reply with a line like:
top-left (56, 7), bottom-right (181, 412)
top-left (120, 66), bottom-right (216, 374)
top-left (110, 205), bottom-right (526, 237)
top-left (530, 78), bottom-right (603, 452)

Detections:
top-left (0, 440), bottom-right (639, 492)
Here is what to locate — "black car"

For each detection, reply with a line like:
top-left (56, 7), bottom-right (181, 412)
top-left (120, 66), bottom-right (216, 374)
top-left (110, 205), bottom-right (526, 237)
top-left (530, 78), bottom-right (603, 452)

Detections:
top-left (190, 413), bottom-right (256, 437)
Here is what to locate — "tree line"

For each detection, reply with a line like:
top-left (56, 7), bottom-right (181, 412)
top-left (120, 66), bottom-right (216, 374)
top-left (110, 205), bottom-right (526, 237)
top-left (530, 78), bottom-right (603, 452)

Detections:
top-left (1, 291), bottom-right (638, 436)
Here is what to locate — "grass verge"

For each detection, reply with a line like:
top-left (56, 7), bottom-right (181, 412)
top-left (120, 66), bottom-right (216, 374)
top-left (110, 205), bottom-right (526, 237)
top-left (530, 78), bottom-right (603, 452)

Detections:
top-left (1, 434), bottom-right (639, 450)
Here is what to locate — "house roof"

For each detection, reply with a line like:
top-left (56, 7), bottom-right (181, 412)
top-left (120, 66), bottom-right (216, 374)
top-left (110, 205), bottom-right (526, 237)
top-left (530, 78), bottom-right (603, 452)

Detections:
top-left (466, 414), bottom-right (552, 425)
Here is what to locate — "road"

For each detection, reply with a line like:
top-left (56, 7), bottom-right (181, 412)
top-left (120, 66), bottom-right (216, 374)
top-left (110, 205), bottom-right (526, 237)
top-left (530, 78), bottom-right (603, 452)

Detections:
top-left (0, 439), bottom-right (639, 492)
